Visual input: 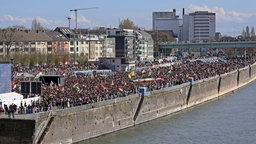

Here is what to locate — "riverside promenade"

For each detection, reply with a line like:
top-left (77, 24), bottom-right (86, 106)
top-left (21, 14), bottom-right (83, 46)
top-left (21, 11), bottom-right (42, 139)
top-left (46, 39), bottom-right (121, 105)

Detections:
top-left (1, 57), bottom-right (256, 144)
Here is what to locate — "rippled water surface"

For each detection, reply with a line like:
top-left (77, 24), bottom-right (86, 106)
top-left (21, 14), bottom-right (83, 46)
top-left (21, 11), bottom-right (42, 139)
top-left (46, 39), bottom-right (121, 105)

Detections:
top-left (78, 81), bottom-right (256, 144)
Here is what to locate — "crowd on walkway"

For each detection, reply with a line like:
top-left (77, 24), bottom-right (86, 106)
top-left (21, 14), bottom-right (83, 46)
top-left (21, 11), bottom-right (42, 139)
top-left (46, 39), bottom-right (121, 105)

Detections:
top-left (10, 56), bottom-right (255, 113)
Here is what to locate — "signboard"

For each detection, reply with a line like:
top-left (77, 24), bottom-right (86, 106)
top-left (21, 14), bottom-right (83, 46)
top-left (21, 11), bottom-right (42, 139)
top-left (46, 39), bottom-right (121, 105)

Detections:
top-left (0, 64), bottom-right (12, 94)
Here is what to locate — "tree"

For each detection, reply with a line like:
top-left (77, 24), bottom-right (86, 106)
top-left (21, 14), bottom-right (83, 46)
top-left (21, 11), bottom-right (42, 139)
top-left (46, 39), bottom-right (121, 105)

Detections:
top-left (10, 25), bottom-right (27, 30)
top-left (119, 18), bottom-right (135, 29)
top-left (0, 28), bottom-right (18, 60)
top-left (62, 53), bottom-right (70, 65)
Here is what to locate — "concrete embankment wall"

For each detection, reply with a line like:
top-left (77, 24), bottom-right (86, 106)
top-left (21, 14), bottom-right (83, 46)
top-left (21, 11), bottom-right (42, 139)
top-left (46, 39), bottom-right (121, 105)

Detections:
top-left (1, 63), bottom-right (256, 144)
top-left (187, 76), bottom-right (219, 107)
top-left (135, 83), bottom-right (190, 125)
top-left (0, 119), bottom-right (35, 144)
top-left (40, 95), bottom-right (140, 144)
top-left (219, 70), bottom-right (238, 95)
top-left (250, 63), bottom-right (256, 78)
top-left (239, 66), bottom-right (250, 87)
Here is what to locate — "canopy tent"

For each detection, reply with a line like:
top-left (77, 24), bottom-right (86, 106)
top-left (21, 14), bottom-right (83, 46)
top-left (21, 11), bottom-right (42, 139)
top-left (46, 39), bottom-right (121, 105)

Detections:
top-left (0, 92), bottom-right (23, 108)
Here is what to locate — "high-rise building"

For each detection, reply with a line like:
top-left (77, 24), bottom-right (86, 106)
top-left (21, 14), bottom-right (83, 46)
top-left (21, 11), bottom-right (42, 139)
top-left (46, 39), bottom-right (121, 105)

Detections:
top-left (183, 11), bottom-right (216, 42)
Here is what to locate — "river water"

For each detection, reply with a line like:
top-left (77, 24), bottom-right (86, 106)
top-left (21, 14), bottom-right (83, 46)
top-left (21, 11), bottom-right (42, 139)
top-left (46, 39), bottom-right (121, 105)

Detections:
top-left (78, 81), bottom-right (256, 144)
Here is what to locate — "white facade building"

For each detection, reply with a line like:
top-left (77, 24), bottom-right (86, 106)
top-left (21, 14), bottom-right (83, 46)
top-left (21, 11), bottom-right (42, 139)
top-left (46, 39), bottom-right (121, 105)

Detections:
top-left (183, 11), bottom-right (216, 42)
top-left (99, 57), bottom-right (135, 71)
top-left (152, 9), bottom-right (181, 37)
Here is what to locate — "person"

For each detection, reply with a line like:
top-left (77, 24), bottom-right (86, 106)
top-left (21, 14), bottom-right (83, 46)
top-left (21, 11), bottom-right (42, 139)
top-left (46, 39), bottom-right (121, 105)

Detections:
top-left (0, 107), bottom-right (3, 115)
top-left (9, 104), bottom-right (15, 118)
top-left (4, 104), bottom-right (9, 116)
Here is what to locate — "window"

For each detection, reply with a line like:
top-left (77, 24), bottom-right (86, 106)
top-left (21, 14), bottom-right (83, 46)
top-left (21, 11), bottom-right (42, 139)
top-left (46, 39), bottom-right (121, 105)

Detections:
top-left (70, 41), bottom-right (74, 45)
top-left (70, 47), bottom-right (74, 51)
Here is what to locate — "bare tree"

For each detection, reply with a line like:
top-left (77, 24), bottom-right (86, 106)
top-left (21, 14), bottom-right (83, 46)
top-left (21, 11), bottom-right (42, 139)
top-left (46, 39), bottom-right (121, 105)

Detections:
top-left (119, 18), bottom-right (135, 29)
top-left (0, 28), bottom-right (18, 59)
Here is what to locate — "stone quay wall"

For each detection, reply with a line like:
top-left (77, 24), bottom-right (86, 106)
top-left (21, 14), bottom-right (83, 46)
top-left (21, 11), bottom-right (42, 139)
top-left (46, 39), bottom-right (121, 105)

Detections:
top-left (1, 64), bottom-right (256, 144)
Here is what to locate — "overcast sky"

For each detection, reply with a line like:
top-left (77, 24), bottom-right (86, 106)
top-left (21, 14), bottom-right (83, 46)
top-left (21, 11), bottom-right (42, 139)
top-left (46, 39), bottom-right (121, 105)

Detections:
top-left (1, 0), bottom-right (256, 36)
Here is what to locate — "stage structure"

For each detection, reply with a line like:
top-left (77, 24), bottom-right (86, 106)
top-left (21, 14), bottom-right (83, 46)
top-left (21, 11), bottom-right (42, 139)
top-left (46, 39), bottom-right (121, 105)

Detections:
top-left (0, 63), bottom-right (12, 94)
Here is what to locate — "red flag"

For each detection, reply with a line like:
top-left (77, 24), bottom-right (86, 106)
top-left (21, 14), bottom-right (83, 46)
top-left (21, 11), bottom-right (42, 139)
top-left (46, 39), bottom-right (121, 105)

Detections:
top-left (101, 83), bottom-right (105, 90)
top-left (61, 72), bottom-right (66, 76)
top-left (119, 85), bottom-right (123, 92)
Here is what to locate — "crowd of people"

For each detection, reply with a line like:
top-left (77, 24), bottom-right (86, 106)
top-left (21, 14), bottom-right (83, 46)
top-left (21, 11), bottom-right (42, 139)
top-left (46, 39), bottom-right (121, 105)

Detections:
top-left (9, 56), bottom-right (255, 113)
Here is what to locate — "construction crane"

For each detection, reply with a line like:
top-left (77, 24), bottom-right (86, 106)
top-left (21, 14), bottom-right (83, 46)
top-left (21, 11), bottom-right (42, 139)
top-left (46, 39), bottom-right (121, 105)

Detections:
top-left (69, 7), bottom-right (97, 64)
top-left (70, 7), bottom-right (98, 31)
top-left (66, 16), bottom-right (71, 29)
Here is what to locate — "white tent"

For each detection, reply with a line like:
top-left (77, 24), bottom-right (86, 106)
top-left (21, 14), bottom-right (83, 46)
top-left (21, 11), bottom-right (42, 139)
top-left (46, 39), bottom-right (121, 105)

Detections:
top-left (0, 92), bottom-right (23, 108)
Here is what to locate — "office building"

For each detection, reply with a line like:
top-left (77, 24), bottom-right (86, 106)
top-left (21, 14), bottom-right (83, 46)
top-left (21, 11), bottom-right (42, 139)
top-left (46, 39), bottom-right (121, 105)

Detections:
top-left (183, 11), bottom-right (216, 41)
top-left (152, 9), bottom-right (181, 37)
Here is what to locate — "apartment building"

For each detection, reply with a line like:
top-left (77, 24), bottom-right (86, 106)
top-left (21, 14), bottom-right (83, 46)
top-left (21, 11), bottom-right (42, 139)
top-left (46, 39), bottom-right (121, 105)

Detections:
top-left (54, 27), bottom-right (80, 62)
top-left (80, 34), bottom-right (104, 61)
top-left (135, 30), bottom-right (154, 61)
top-left (0, 29), bottom-right (51, 56)
top-left (45, 31), bottom-right (69, 54)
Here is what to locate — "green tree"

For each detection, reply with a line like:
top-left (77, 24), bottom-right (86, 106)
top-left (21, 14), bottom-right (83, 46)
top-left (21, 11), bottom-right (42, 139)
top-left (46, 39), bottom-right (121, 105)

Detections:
top-left (23, 53), bottom-right (31, 66)
top-left (11, 51), bottom-right (22, 65)
top-left (29, 52), bottom-right (39, 66)
top-left (61, 53), bottom-right (70, 64)
top-left (78, 52), bottom-right (88, 64)
top-left (49, 53), bottom-right (56, 65)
